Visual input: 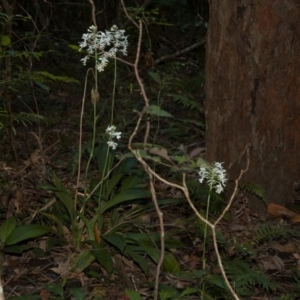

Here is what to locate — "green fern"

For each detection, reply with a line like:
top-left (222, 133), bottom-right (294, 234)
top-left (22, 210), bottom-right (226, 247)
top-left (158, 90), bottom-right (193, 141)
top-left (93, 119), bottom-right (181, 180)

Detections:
top-left (225, 259), bottom-right (277, 296)
top-left (240, 183), bottom-right (267, 202)
top-left (255, 223), bottom-right (300, 243)
top-left (171, 94), bottom-right (203, 113)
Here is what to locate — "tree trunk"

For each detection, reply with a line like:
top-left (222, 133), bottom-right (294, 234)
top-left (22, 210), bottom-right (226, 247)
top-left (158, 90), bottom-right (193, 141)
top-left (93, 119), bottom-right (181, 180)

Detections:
top-left (205, 0), bottom-right (300, 212)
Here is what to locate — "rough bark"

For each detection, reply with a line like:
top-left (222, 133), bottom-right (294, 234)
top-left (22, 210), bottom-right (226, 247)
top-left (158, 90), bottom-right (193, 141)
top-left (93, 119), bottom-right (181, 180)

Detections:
top-left (205, 0), bottom-right (300, 212)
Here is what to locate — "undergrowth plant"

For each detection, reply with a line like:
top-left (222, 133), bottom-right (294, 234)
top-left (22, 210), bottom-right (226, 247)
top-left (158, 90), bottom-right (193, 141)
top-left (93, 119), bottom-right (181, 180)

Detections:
top-left (39, 19), bottom-right (183, 287)
top-left (0, 11), bottom-right (78, 161)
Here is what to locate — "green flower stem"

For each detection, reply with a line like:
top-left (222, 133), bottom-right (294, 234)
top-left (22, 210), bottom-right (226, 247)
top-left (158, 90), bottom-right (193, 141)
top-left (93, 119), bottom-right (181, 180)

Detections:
top-left (202, 179), bottom-right (213, 271)
top-left (84, 40), bottom-right (98, 205)
top-left (98, 58), bottom-right (118, 206)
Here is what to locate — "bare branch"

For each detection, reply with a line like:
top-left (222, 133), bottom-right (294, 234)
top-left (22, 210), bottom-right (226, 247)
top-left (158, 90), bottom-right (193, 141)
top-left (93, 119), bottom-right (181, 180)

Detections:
top-left (154, 40), bottom-right (206, 65)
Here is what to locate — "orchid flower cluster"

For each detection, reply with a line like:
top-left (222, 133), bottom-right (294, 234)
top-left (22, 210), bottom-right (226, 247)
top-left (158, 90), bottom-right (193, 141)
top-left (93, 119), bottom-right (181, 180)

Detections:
top-left (199, 162), bottom-right (227, 194)
top-left (79, 25), bottom-right (128, 72)
top-left (106, 125), bottom-right (121, 150)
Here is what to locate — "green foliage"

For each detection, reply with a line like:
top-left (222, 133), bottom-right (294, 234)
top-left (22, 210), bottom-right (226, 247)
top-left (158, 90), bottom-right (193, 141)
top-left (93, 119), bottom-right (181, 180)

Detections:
top-left (225, 259), bottom-right (277, 296)
top-left (158, 284), bottom-right (199, 300)
top-left (171, 94), bottom-right (203, 113)
top-left (148, 104), bottom-right (173, 118)
top-left (240, 183), bottom-right (267, 202)
top-left (0, 217), bottom-right (50, 253)
top-left (255, 223), bottom-right (300, 243)
top-left (0, 109), bottom-right (46, 134)
top-left (40, 144), bottom-right (182, 275)
top-left (126, 289), bottom-right (144, 300)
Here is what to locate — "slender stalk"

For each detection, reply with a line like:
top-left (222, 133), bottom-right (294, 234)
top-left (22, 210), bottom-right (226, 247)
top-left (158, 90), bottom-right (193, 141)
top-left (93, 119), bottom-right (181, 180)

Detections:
top-left (84, 29), bottom-right (98, 202)
top-left (202, 183), bottom-right (213, 270)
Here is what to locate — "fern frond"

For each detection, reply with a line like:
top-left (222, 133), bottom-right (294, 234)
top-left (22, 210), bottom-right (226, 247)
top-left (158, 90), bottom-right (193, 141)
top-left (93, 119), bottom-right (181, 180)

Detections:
top-left (240, 183), bottom-right (266, 202)
top-left (171, 94), bottom-right (203, 113)
top-left (225, 259), bottom-right (277, 295)
top-left (255, 223), bottom-right (300, 243)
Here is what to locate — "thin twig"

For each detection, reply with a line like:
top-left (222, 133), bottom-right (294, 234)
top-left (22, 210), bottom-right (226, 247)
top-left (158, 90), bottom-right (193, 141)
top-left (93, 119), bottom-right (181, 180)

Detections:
top-left (121, 2), bottom-right (164, 299)
top-left (120, 0), bottom-right (139, 28)
top-left (88, 0), bottom-right (97, 28)
top-left (154, 40), bottom-right (206, 65)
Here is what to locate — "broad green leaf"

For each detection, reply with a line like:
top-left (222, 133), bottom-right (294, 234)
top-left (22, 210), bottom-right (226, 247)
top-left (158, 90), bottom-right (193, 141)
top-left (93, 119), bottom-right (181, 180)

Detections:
top-left (125, 289), bottom-right (144, 300)
top-left (121, 175), bottom-right (144, 190)
top-left (40, 212), bottom-right (65, 237)
top-left (148, 105), bottom-right (173, 118)
top-left (69, 44), bottom-right (80, 51)
top-left (112, 157), bottom-right (136, 175)
top-left (102, 233), bottom-right (126, 252)
top-left (148, 71), bottom-right (161, 84)
top-left (44, 283), bottom-right (64, 298)
top-left (99, 189), bottom-right (150, 213)
top-left (1, 35), bottom-right (10, 46)
top-left (179, 287), bottom-right (199, 297)
top-left (105, 173), bottom-right (123, 198)
top-left (207, 274), bottom-right (227, 289)
top-left (163, 253), bottom-right (180, 273)
top-left (158, 284), bottom-right (179, 300)
top-left (53, 173), bottom-right (75, 224)
top-left (172, 155), bottom-right (188, 164)
top-left (78, 213), bottom-right (95, 241)
top-left (34, 80), bottom-right (50, 92)
top-left (143, 246), bottom-right (180, 272)
top-left (95, 143), bottom-right (115, 175)
top-left (144, 246), bottom-right (159, 264)
top-left (70, 287), bottom-right (86, 300)
top-left (176, 270), bottom-right (206, 279)
top-left (196, 157), bottom-right (212, 169)
top-left (71, 250), bottom-right (95, 272)
top-left (3, 244), bottom-right (32, 254)
top-left (91, 242), bottom-right (113, 274)
top-left (35, 71), bottom-right (79, 83)
top-left (0, 216), bottom-right (16, 244)
top-left (134, 149), bottom-right (162, 163)
top-left (5, 225), bottom-right (51, 246)
top-left (126, 232), bottom-right (183, 249)
top-left (124, 247), bottom-right (149, 276)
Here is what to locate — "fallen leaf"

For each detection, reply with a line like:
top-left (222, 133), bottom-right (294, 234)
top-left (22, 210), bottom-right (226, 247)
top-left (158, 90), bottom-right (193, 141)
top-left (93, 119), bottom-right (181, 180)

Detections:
top-left (291, 214), bottom-right (300, 223)
top-left (267, 203), bottom-right (297, 218)
top-left (188, 147), bottom-right (205, 159)
top-left (148, 147), bottom-right (171, 161)
top-left (272, 255), bottom-right (284, 270)
top-left (273, 243), bottom-right (296, 253)
top-left (40, 290), bottom-right (50, 300)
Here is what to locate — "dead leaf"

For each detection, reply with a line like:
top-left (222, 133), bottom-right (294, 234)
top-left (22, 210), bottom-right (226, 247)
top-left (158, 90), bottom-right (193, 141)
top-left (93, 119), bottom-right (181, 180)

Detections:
top-left (93, 224), bottom-right (101, 243)
top-left (272, 255), bottom-right (284, 270)
top-left (267, 203), bottom-right (297, 218)
top-left (230, 225), bottom-right (247, 232)
top-left (291, 214), bottom-right (300, 223)
top-left (260, 259), bottom-right (277, 271)
top-left (148, 147), bottom-right (171, 161)
top-left (40, 290), bottom-right (50, 300)
top-left (227, 246), bottom-right (236, 257)
top-left (50, 259), bottom-right (70, 277)
top-left (188, 147), bottom-right (205, 159)
top-left (91, 88), bottom-right (99, 104)
top-left (273, 243), bottom-right (296, 253)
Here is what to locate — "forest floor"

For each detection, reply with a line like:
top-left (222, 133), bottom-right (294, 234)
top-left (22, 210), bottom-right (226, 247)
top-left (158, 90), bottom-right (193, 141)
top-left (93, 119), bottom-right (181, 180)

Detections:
top-left (1, 69), bottom-right (300, 300)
